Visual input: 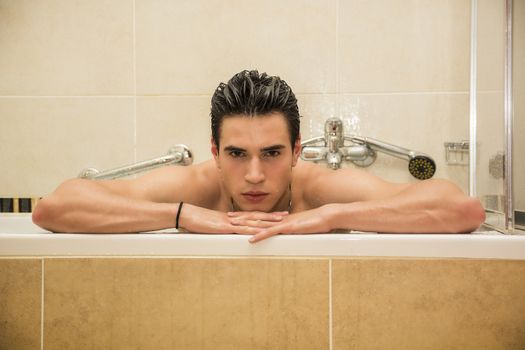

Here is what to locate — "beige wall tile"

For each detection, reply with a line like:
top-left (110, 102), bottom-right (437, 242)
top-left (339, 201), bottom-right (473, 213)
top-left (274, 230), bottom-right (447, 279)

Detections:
top-left (0, 98), bottom-right (134, 197)
top-left (44, 258), bottom-right (328, 350)
top-left (0, 0), bottom-right (134, 95)
top-left (339, 0), bottom-right (470, 93)
top-left (477, 0), bottom-right (505, 92)
top-left (297, 94), bottom-right (337, 140)
top-left (0, 259), bottom-right (41, 350)
top-left (333, 258), bottom-right (525, 350)
top-left (136, 96), bottom-right (213, 164)
top-left (0, 0), bottom-right (512, 214)
top-left (135, 0), bottom-right (336, 95)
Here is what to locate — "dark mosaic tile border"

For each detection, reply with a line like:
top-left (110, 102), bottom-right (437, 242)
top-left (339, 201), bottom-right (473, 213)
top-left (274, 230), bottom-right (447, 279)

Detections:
top-left (0, 198), bottom-right (42, 213)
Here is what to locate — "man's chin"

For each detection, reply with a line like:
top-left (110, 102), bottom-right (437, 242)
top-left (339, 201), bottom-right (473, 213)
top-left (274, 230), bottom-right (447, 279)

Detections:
top-left (234, 200), bottom-right (272, 213)
top-left (238, 205), bottom-right (271, 213)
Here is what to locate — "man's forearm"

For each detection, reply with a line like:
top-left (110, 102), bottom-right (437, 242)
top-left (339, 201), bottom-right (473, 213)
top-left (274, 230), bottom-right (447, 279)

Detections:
top-left (32, 179), bottom-right (178, 233)
top-left (328, 180), bottom-right (485, 234)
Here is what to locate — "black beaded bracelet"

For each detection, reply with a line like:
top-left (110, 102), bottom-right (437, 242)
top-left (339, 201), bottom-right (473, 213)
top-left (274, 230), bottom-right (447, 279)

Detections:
top-left (175, 202), bottom-right (184, 229)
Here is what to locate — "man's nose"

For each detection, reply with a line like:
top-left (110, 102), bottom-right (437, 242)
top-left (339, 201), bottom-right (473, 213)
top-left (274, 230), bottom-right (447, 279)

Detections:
top-left (244, 157), bottom-right (265, 184)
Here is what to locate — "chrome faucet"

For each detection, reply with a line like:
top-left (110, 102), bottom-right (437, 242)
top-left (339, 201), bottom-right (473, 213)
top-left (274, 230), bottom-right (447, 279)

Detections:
top-left (78, 144), bottom-right (193, 180)
top-left (301, 118), bottom-right (436, 180)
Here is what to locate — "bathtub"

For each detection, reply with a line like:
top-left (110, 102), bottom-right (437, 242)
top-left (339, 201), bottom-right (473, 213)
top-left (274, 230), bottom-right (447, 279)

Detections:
top-left (1, 214), bottom-right (525, 259)
top-left (3, 214), bottom-right (525, 349)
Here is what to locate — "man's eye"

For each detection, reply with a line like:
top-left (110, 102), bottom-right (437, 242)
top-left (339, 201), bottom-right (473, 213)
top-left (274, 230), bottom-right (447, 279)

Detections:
top-left (229, 151), bottom-right (245, 158)
top-left (264, 150), bottom-right (280, 158)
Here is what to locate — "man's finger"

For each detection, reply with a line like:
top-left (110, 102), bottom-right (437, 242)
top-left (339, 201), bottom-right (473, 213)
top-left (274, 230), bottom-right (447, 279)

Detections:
top-left (235, 213), bottom-right (286, 221)
top-left (230, 213), bottom-right (286, 222)
top-left (231, 225), bottom-right (260, 235)
top-left (227, 211), bottom-right (253, 217)
top-left (230, 218), bottom-right (281, 228)
top-left (228, 211), bottom-right (288, 217)
top-left (248, 228), bottom-right (280, 243)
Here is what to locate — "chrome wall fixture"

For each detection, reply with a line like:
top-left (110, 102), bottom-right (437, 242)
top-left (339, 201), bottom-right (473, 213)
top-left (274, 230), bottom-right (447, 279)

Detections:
top-left (78, 145), bottom-right (193, 180)
top-left (444, 141), bottom-right (470, 165)
top-left (301, 118), bottom-right (436, 180)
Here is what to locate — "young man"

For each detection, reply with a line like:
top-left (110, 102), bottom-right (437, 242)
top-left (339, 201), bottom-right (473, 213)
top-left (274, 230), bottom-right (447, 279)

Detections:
top-left (32, 70), bottom-right (485, 243)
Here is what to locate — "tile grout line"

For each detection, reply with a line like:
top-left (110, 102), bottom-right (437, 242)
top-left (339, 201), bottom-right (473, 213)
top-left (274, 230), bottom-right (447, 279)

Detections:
top-left (0, 94), bottom-right (212, 98)
top-left (0, 95), bottom-right (137, 98)
top-left (329, 258), bottom-right (333, 350)
top-left (41, 259), bottom-right (44, 350)
top-left (0, 91), bottom-right (484, 98)
top-left (335, 0), bottom-right (340, 119)
top-left (133, 0), bottom-right (137, 163)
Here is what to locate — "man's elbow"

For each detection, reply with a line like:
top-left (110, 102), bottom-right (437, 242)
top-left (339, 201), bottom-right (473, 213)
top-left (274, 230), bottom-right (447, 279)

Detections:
top-left (456, 197), bottom-right (486, 233)
top-left (32, 198), bottom-right (60, 232)
top-left (32, 178), bottom-right (85, 232)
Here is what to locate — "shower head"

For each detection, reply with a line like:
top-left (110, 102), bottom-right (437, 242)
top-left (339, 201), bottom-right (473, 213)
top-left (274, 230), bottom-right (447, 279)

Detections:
top-left (408, 155), bottom-right (436, 180)
top-left (349, 136), bottom-right (436, 180)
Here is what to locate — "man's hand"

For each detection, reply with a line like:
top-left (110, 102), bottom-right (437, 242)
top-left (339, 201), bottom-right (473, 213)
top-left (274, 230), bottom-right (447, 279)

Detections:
top-left (227, 210), bottom-right (289, 228)
top-left (230, 205), bottom-right (336, 243)
top-left (179, 203), bottom-right (288, 234)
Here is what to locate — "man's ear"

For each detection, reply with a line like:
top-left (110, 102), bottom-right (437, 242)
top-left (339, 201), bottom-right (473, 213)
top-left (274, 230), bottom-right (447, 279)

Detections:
top-left (211, 138), bottom-right (220, 168)
top-left (292, 135), bottom-right (301, 167)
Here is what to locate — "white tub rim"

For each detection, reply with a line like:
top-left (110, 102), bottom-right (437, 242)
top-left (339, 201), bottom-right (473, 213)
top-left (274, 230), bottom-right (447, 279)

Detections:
top-left (1, 215), bottom-right (524, 259)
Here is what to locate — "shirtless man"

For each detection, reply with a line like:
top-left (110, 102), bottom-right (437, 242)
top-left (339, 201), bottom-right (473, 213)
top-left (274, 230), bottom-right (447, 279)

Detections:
top-left (32, 70), bottom-right (485, 243)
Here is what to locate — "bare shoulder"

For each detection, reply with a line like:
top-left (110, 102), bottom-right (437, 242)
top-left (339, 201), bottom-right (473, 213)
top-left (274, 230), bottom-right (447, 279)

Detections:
top-left (293, 160), bottom-right (409, 207)
top-left (123, 159), bottom-right (221, 206)
top-left (292, 160), bottom-right (333, 207)
top-left (292, 160), bottom-right (328, 184)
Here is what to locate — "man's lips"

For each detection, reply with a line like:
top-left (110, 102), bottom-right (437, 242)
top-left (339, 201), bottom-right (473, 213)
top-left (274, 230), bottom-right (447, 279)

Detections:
top-left (243, 191), bottom-right (268, 195)
top-left (242, 192), bottom-right (269, 203)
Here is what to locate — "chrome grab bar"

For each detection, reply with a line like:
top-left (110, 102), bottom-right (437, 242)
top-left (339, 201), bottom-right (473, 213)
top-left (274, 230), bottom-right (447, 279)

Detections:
top-left (78, 144), bottom-right (193, 180)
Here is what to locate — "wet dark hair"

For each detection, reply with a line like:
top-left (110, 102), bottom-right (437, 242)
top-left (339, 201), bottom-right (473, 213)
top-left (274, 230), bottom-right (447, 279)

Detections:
top-left (211, 70), bottom-right (300, 149)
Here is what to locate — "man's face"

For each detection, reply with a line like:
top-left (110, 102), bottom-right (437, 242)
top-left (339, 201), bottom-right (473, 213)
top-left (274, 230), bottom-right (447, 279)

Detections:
top-left (211, 112), bottom-right (301, 212)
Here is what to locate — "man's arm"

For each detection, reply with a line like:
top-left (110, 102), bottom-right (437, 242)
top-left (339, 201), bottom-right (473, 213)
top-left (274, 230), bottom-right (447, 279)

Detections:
top-left (244, 165), bottom-right (486, 243)
top-left (326, 178), bottom-right (486, 233)
top-left (32, 165), bottom-right (199, 233)
top-left (309, 164), bottom-right (485, 232)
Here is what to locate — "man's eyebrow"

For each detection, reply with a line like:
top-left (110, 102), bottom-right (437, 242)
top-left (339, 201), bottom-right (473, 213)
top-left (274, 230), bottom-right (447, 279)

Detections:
top-left (223, 145), bottom-right (246, 152)
top-left (260, 144), bottom-right (286, 152)
top-left (222, 144), bottom-right (286, 153)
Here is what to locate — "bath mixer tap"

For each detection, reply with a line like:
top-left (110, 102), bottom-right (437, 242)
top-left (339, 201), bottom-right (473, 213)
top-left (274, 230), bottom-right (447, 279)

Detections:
top-left (301, 118), bottom-right (436, 180)
top-left (78, 144), bottom-right (193, 180)
top-left (301, 118), bottom-right (373, 170)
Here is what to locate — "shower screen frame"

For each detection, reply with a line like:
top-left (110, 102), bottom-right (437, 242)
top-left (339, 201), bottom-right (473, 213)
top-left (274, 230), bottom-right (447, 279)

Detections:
top-left (470, 0), bottom-right (515, 233)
